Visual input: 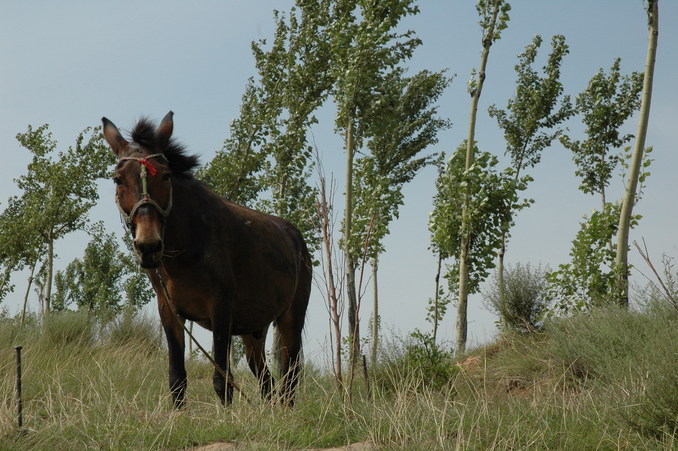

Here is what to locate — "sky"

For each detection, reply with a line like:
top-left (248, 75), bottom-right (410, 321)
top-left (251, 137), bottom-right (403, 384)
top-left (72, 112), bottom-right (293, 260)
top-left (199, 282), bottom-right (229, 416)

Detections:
top-left (1, 1), bottom-right (677, 367)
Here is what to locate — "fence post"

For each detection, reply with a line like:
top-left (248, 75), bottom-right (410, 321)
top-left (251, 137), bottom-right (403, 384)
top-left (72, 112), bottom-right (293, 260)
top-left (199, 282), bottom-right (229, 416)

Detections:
top-left (15, 345), bottom-right (23, 430)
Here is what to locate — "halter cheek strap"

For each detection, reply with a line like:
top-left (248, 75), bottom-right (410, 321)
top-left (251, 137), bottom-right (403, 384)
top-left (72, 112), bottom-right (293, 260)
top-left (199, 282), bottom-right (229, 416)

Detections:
top-left (116, 153), bottom-right (173, 230)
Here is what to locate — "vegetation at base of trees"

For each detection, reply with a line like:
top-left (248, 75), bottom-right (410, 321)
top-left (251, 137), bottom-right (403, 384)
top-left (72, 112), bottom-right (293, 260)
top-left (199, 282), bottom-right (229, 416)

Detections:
top-left (372, 329), bottom-right (457, 393)
top-left (635, 251), bottom-right (678, 313)
top-left (2, 290), bottom-right (678, 449)
top-left (544, 303), bottom-right (678, 437)
top-left (545, 202), bottom-right (640, 314)
top-left (483, 262), bottom-right (549, 331)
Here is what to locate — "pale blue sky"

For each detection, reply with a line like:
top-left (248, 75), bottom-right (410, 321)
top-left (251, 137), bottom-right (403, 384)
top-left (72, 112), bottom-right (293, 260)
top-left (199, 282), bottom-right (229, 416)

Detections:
top-left (1, 1), bottom-right (676, 363)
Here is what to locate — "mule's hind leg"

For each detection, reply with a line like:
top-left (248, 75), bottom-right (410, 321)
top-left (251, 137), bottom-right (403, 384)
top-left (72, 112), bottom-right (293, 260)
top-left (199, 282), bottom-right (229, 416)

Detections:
top-left (276, 311), bottom-right (305, 407)
top-left (277, 245), bottom-right (312, 407)
top-left (242, 330), bottom-right (274, 401)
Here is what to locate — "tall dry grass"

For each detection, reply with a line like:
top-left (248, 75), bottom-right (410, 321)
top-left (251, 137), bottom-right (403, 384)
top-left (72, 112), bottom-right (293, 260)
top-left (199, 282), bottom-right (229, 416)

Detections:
top-left (1, 305), bottom-right (677, 449)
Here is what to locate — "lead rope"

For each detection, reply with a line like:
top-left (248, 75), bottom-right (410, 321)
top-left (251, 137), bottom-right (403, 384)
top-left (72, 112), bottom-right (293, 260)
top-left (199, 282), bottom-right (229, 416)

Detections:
top-left (153, 267), bottom-right (252, 405)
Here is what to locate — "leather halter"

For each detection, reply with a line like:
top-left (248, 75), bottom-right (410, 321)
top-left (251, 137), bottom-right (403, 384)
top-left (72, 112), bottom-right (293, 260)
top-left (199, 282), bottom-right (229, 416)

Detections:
top-left (116, 153), bottom-right (173, 230)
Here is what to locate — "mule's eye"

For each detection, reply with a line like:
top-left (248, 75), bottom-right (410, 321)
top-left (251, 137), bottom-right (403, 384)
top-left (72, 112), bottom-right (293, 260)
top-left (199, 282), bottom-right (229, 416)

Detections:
top-left (113, 177), bottom-right (122, 186)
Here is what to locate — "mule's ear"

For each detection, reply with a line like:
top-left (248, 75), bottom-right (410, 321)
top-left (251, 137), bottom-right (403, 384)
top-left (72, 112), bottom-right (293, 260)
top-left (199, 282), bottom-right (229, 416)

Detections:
top-left (102, 117), bottom-right (128, 156)
top-left (156, 111), bottom-right (174, 149)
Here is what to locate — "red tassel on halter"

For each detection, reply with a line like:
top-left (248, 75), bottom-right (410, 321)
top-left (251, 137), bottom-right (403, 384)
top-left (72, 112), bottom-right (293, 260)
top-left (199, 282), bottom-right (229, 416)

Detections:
top-left (139, 158), bottom-right (157, 176)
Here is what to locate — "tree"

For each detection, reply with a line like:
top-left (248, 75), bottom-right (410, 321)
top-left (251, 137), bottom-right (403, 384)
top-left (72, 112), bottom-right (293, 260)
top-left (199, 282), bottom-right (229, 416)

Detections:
top-left (560, 59), bottom-right (643, 209)
top-left (547, 59), bottom-right (643, 313)
top-left (199, 6), bottom-right (331, 246)
top-left (426, 155), bottom-right (453, 346)
top-left (430, 143), bottom-right (529, 349)
top-left (253, 5), bottom-right (334, 250)
top-left (326, 0), bottom-right (425, 364)
top-left (487, 34), bottom-right (573, 325)
top-left (315, 166), bottom-right (345, 387)
top-left (0, 125), bottom-right (112, 316)
top-left (198, 79), bottom-right (275, 207)
top-left (615, 0), bottom-right (659, 306)
top-left (0, 197), bottom-right (43, 308)
top-left (455, 0), bottom-right (510, 356)
top-left (53, 227), bottom-right (154, 317)
top-left (347, 68), bottom-right (451, 365)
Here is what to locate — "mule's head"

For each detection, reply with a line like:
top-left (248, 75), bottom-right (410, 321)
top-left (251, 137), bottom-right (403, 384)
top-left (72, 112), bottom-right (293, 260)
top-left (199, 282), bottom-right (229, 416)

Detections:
top-left (102, 112), bottom-right (175, 269)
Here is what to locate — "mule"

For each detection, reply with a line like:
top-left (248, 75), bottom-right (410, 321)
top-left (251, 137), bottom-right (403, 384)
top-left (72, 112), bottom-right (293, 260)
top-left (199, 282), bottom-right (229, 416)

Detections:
top-left (102, 111), bottom-right (312, 408)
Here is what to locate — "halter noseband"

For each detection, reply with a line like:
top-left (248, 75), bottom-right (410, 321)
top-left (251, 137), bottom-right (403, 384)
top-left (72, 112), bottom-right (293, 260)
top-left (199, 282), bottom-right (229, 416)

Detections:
top-left (116, 153), bottom-right (173, 230)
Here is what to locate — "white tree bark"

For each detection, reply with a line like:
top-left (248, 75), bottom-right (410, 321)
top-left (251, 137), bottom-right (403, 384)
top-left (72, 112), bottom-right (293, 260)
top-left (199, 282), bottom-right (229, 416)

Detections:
top-left (615, 0), bottom-right (658, 307)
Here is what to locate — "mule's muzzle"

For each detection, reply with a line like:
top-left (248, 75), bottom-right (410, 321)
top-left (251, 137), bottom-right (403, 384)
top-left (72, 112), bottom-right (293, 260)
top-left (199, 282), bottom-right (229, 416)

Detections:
top-left (134, 239), bottom-right (164, 269)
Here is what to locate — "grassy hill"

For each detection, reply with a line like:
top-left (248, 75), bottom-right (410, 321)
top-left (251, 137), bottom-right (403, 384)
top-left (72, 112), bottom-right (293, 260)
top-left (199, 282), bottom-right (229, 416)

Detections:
top-left (1, 304), bottom-right (678, 450)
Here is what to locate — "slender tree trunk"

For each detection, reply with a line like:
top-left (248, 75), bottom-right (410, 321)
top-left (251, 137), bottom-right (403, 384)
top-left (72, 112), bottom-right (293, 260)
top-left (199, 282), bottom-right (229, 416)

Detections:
top-left (456, 244), bottom-right (470, 355)
top-left (43, 232), bottom-right (54, 318)
top-left (456, 1), bottom-right (501, 356)
top-left (319, 175), bottom-right (343, 387)
top-left (432, 254), bottom-right (442, 345)
top-left (348, 231), bottom-right (372, 405)
top-left (498, 236), bottom-right (507, 329)
top-left (21, 261), bottom-right (37, 326)
top-left (615, 0), bottom-right (658, 307)
top-left (344, 117), bottom-right (360, 364)
top-left (331, 283), bottom-right (343, 387)
top-left (370, 258), bottom-right (379, 367)
top-left (330, 271), bottom-right (343, 387)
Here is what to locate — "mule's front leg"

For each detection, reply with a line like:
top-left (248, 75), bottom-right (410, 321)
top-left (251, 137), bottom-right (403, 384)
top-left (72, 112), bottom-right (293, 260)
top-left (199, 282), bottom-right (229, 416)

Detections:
top-left (167, 328), bottom-right (187, 408)
top-left (160, 306), bottom-right (187, 409)
top-left (212, 328), bottom-right (233, 405)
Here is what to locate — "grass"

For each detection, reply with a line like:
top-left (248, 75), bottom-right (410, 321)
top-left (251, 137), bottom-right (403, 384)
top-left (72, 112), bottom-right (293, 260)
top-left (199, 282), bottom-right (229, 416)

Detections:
top-left (1, 305), bottom-right (678, 449)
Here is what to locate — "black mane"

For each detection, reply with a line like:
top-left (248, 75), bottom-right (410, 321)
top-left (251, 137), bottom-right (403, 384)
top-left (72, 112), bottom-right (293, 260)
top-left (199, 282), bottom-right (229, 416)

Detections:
top-left (130, 117), bottom-right (200, 177)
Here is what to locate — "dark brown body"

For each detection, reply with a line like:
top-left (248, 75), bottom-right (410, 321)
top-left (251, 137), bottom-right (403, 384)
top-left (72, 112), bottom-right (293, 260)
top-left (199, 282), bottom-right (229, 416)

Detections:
top-left (103, 112), bottom-right (312, 407)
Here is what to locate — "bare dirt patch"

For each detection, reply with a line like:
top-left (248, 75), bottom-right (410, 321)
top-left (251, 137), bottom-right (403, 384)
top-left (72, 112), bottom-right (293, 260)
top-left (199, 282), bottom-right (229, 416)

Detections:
top-left (191, 440), bottom-right (374, 450)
